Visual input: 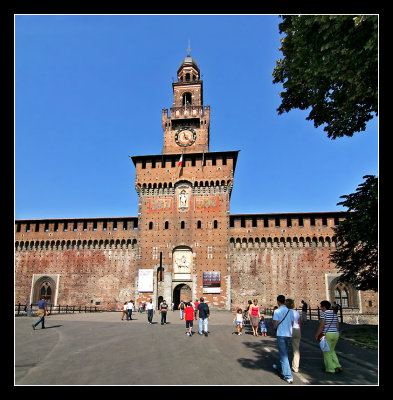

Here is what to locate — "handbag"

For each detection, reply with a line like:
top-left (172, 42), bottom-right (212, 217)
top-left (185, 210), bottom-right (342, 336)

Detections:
top-left (317, 312), bottom-right (335, 349)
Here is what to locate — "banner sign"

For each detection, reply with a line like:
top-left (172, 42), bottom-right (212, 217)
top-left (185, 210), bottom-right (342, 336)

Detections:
top-left (203, 271), bottom-right (221, 294)
top-left (138, 269), bottom-right (154, 292)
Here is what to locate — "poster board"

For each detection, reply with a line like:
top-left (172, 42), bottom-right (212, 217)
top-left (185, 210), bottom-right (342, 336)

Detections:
top-left (138, 269), bottom-right (154, 292)
top-left (203, 271), bottom-right (221, 294)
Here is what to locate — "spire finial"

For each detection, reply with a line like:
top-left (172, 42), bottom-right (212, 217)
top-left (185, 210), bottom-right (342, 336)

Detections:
top-left (187, 40), bottom-right (191, 57)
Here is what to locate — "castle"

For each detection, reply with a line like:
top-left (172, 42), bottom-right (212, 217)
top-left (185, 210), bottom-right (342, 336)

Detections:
top-left (14, 52), bottom-right (377, 315)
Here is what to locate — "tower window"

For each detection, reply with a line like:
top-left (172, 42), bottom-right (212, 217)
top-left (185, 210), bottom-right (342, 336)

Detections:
top-left (197, 220), bottom-right (202, 229)
top-left (181, 221), bottom-right (185, 229)
top-left (182, 92), bottom-right (192, 106)
top-left (185, 73), bottom-right (190, 82)
top-left (149, 222), bottom-right (153, 230)
top-left (214, 220), bottom-right (218, 229)
top-left (165, 221), bottom-right (169, 229)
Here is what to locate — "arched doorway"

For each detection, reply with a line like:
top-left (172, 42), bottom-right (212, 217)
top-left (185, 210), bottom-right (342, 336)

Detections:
top-left (157, 296), bottom-right (164, 311)
top-left (173, 283), bottom-right (192, 310)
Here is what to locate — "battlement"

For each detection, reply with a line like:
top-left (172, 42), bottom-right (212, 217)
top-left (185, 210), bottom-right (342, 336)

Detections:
top-left (15, 216), bottom-right (139, 236)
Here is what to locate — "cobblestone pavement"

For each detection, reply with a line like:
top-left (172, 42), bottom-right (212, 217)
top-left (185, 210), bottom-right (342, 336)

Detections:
top-left (14, 311), bottom-right (378, 386)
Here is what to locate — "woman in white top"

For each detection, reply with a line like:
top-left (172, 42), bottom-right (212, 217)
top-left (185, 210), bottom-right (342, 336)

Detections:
top-left (285, 299), bottom-right (301, 373)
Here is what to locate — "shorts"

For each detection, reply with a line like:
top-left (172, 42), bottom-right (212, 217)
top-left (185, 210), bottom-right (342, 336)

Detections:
top-left (260, 327), bottom-right (267, 333)
top-left (236, 321), bottom-right (243, 326)
top-left (186, 320), bottom-right (193, 328)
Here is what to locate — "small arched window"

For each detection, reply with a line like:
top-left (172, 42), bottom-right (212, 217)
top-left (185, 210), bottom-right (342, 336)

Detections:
top-left (197, 221), bottom-right (201, 229)
top-left (181, 221), bottom-right (185, 229)
top-left (165, 221), bottom-right (169, 229)
top-left (149, 222), bottom-right (153, 230)
top-left (214, 220), bottom-right (218, 229)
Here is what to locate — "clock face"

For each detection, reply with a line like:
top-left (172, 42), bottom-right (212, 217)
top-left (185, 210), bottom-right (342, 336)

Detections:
top-left (175, 127), bottom-right (196, 147)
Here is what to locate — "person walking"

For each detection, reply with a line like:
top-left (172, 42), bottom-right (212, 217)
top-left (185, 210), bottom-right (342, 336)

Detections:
top-left (249, 299), bottom-right (261, 336)
top-left (197, 297), bottom-right (210, 336)
top-left (193, 299), bottom-right (199, 320)
top-left (244, 300), bottom-right (252, 326)
top-left (184, 302), bottom-right (195, 336)
top-left (273, 295), bottom-right (295, 384)
top-left (233, 308), bottom-right (244, 335)
top-left (301, 300), bottom-right (308, 324)
top-left (315, 300), bottom-right (342, 374)
top-left (159, 300), bottom-right (168, 325)
top-left (286, 299), bottom-right (301, 373)
top-left (179, 300), bottom-right (185, 320)
top-left (25, 297), bottom-right (32, 317)
top-left (32, 296), bottom-right (47, 330)
top-left (146, 299), bottom-right (155, 324)
top-left (121, 302), bottom-right (128, 320)
top-left (128, 300), bottom-right (135, 320)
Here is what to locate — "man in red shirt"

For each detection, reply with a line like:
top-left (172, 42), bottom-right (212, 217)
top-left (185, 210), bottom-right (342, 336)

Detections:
top-left (184, 302), bottom-right (195, 336)
top-left (193, 299), bottom-right (199, 320)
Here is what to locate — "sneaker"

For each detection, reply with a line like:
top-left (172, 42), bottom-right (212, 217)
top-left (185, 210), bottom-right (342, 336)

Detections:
top-left (335, 367), bottom-right (343, 373)
top-left (283, 378), bottom-right (293, 384)
top-left (32, 324), bottom-right (35, 330)
top-left (198, 332), bottom-right (203, 335)
top-left (204, 332), bottom-right (208, 337)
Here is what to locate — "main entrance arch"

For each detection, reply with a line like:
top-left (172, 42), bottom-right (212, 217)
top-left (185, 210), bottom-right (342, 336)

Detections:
top-left (173, 283), bottom-right (192, 310)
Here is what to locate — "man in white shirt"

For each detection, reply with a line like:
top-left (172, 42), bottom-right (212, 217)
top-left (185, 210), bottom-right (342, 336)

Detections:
top-left (146, 299), bottom-right (155, 324)
top-left (127, 300), bottom-right (134, 321)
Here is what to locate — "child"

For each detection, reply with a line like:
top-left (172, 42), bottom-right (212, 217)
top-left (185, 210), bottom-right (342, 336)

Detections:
top-left (260, 315), bottom-right (267, 336)
top-left (121, 302), bottom-right (127, 320)
top-left (184, 302), bottom-right (195, 336)
top-left (234, 308), bottom-right (244, 335)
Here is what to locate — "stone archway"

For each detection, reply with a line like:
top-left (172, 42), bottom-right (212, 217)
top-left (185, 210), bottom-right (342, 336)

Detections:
top-left (173, 283), bottom-right (192, 311)
top-left (32, 276), bottom-right (57, 304)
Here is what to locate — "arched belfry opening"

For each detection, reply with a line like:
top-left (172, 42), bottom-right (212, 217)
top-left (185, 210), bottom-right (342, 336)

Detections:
top-left (182, 92), bottom-right (192, 106)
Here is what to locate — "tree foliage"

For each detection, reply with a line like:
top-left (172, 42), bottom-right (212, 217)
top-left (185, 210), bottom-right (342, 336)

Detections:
top-left (272, 15), bottom-right (378, 139)
top-left (330, 175), bottom-right (378, 291)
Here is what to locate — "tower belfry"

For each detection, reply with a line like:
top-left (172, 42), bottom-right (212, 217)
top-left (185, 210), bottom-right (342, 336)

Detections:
top-left (162, 51), bottom-right (210, 154)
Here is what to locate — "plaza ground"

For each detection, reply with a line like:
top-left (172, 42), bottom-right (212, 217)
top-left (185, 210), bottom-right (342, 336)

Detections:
top-left (15, 310), bottom-right (378, 386)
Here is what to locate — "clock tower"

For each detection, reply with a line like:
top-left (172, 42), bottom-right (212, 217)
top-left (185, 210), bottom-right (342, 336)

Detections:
top-left (131, 50), bottom-right (238, 311)
top-left (162, 49), bottom-right (210, 154)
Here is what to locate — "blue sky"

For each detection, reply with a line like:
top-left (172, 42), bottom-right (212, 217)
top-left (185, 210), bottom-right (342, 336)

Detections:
top-left (15, 14), bottom-right (378, 220)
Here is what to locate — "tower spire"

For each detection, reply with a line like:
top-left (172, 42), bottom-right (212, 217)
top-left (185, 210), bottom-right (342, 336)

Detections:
top-left (187, 40), bottom-right (191, 57)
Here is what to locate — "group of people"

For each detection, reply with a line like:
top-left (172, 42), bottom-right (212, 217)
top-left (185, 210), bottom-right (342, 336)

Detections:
top-left (178, 298), bottom-right (210, 337)
top-left (271, 295), bottom-right (341, 384)
top-left (30, 293), bottom-right (341, 384)
top-left (121, 300), bottom-right (135, 321)
top-left (233, 296), bottom-right (341, 384)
